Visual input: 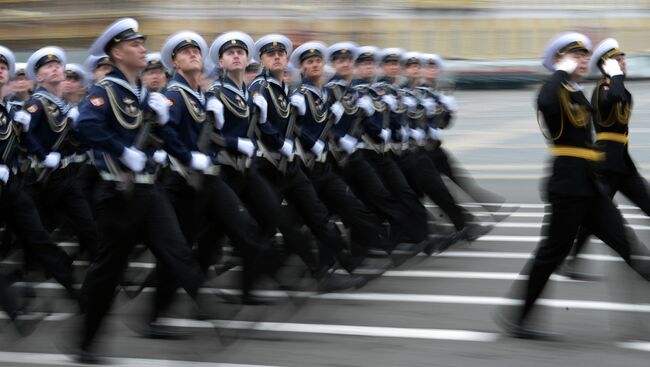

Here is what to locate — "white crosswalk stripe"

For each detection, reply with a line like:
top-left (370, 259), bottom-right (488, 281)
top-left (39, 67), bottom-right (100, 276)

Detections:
top-left (3, 200), bottom-right (650, 365)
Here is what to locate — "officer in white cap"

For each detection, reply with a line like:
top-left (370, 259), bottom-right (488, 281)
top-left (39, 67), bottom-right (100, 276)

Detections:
top-left (291, 40), bottom-right (413, 274)
top-left (72, 18), bottom-right (207, 362)
top-left (400, 51), bottom-right (422, 88)
top-left (62, 63), bottom-right (88, 104)
top-left (495, 32), bottom-right (650, 339)
top-left (206, 30), bottom-right (256, 162)
top-left (17, 46), bottom-right (99, 277)
top-left (421, 52), bottom-right (502, 240)
top-left (288, 40), bottom-right (333, 159)
top-left (566, 38), bottom-right (650, 280)
top-left (0, 45), bottom-right (74, 336)
top-left (353, 46), bottom-right (379, 85)
top-left (206, 31), bottom-right (317, 302)
top-left (324, 41), bottom-right (360, 158)
top-left (371, 48), bottom-right (407, 149)
top-left (142, 52), bottom-right (167, 92)
top-left (245, 57), bottom-right (261, 85)
top-left (250, 35), bottom-right (385, 285)
top-left (5, 60), bottom-right (33, 113)
top-left (329, 43), bottom-right (448, 262)
top-left (351, 46), bottom-right (435, 252)
top-left (84, 54), bottom-right (112, 83)
top-left (401, 51), bottom-right (494, 247)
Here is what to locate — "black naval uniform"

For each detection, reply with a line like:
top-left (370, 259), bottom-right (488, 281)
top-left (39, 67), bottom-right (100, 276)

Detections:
top-left (570, 73), bottom-right (650, 257)
top-left (513, 69), bottom-right (650, 327)
top-left (421, 82), bottom-right (505, 210)
top-left (395, 81), bottom-right (475, 237)
top-left (160, 73), bottom-right (281, 306)
top-left (292, 76), bottom-right (396, 266)
top-left (362, 77), bottom-right (430, 243)
top-left (76, 68), bottom-right (204, 352)
top-left (327, 75), bottom-right (431, 247)
top-left (21, 87), bottom-right (98, 259)
top-left (0, 101), bottom-right (77, 298)
top-left (250, 70), bottom-right (357, 269)
top-left (206, 76), bottom-right (318, 268)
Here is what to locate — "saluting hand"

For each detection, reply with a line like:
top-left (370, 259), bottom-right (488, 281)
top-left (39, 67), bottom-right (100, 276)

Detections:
top-left (554, 55), bottom-right (578, 74)
top-left (602, 58), bottom-right (623, 77)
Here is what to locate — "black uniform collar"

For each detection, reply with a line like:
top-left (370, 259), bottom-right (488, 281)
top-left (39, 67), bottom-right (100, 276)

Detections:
top-left (32, 86), bottom-right (70, 114)
top-left (100, 67), bottom-right (147, 102)
top-left (251, 68), bottom-right (287, 94)
top-left (326, 74), bottom-right (350, 88)
top-left (213, 75), bottom-right (249, 100)
top-left (299, 76), bottom-right (327, 100)
top-left (168, 72), bottom-right (205, 104)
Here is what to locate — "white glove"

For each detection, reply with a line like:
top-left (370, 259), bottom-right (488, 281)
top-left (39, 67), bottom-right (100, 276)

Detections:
top-left (152, 149), bottom-right (168, 164)
top-left (237, 138), bottom-right (255, 157)
top-left (310, 139), bottom-right (325, 157)
top-left (147, 92), bottom-right (170, 125)
top-left (554, 56), bottom-right (578, 74)
top-left (421, 97), bottom-right (437, 116)
top-left (13, 110), bottom-right (31, 132)
top-left (290, 94), bottom-right (306, 116)
top-left (206, 97), bottom-right (225, 130)
top-left (438, 95), bottom-right (457, 112)
top-left (280, 139), bottom-right (293, 157)
top-left (190, 151), bottom-right (210, 171)
top-left (330, 101), bottom-right (344, 124)
top-left (381, 94), bottom-right (398, 112)
top-left (0, 164), bottom-right (9, 184)
top-left (120, 146), bottom-right (147, 172)
top-left (602, 58), bottom-right (623, 77)
top-left (42, 152), bottom-right (61, 169)
top-left (428, 127), bottom-right (442, 140)
top-left (252, 94), bottom-right (268, 125)
top-left (66, 106), bottom-right (80, 128)
top-left (400, 126), bottom-right (410, 143)
top-left (401, 96), bottom-right (417, 112)
top-left (379, 128), bottom-right (391, 143)
top-left (356, 95), bottom-right (374, 116)
top-left (409, 128), bottom-right (426, 143)
top-left (338, 134), bottom-right (358, 154)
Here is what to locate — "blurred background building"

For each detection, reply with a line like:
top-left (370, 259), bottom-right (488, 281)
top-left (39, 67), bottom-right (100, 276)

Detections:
top-left (1, 0), bottom-right (649, 86)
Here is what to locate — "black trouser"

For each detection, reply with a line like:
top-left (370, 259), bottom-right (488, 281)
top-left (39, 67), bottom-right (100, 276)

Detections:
top-left (0, 176), bottom-right (76, 296)
top-left (153, 170), bottom-right (278, 315)
top-left (398, 149), bottom-right (468, 231)
top-left (361, 150), bottom-right (429, 242)
top-left (79, 181), bottom-right (203, 351)
top-left (429, 146), bottom-right (503, 207)
top-left (303, 159), bottom-right (391, 258)
top-left (76, 162), bottom-right (100, 210)
top-left (518, 193), bottom-right (650, 323)
top-left (0, 274), bottom-right (18, 318)
top-left (335, 151), bottom-right (427, 244)
top-left (572, 170), bottom-right (650, 257)
top-left (25, 166), bottom-right (98, 259)
top-left (255, 158), bottom-right (349, 269)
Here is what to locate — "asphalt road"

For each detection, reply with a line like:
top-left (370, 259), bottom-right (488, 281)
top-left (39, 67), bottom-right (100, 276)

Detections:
top-left (3, 81), bottom-right (650, 367)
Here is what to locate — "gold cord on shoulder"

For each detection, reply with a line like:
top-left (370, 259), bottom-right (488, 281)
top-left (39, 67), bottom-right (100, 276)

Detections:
top-left (177, 88), bottom-right (206, 123)
top-left (212, 87), bottom-right (250, 119)
top-left (37, 97), bottom-right (68, 133)
top-left (102, 83), bottom-right (143, 130)
top-left (559, 87), bottom-right (589, 128)
top-left (304, 91), bottom-right (328, 124)
top-left (537, 109), bottom-right (562, 141)
top-left (265, 83), bottom-right (290, 119)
